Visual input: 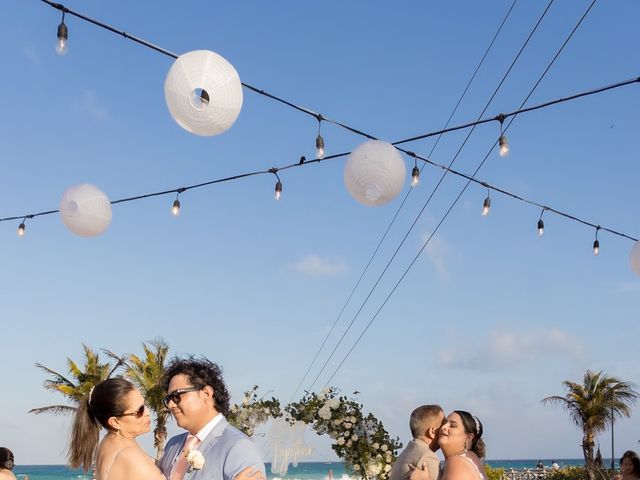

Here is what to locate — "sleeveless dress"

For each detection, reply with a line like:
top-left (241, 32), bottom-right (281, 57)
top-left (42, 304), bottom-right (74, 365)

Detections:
top-left (102, 447), bottom-right (128, 480)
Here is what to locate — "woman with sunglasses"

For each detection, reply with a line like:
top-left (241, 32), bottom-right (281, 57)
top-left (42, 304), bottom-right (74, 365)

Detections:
top-left (68, 378), bottom-right (165, 480)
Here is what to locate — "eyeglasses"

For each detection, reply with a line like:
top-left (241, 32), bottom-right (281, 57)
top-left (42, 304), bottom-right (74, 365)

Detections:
top-left (163, 385), bottom-right (204, 408)
top-left (119, 404), bottom-right (146, 419)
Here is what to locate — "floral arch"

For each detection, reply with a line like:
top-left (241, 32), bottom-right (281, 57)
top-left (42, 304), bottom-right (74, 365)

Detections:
top-left (227, 386), bottom-right (402, 480)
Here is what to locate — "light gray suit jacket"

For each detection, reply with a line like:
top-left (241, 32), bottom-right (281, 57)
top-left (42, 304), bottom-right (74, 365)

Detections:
top-left (159, 417), bottom-right (265, 480)
top-left (389, 439), bottom-right (440, 480)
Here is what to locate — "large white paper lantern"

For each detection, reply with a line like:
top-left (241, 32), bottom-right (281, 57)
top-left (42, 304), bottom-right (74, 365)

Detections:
top-left (164, 49), bottom-right (243, 136)
top-left (59, 184), bottom-right (112, 237)
top-left (630, 240), bottom-right (640, 275)
top-left (344, 140), bottom-right (406, 206)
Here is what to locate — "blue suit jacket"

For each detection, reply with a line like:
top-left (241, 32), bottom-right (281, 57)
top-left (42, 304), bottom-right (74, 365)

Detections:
top-left (159, 417), bottom-right (265, 480)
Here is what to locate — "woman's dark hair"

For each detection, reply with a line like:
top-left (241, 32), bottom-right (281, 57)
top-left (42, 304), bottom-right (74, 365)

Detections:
top-left (69, 378), bottom-right (135, 472)
top-left (0, 447), bottom-right (15, 470)
top-left (621, 450), bottom-right (640, 477)
top-left (162, 356), bottom-right (230, 416)
top-left (453, 410), bottom-right (486, 459)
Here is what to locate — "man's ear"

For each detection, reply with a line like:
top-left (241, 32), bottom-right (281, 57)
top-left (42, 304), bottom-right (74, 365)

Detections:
top-left (203, 385), bottom-right (215, 402)
top-left (426, 425), bottom-right (437, 440)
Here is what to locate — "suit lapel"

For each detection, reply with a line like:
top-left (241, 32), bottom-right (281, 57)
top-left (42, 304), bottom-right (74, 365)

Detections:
top-left (185, 417), bottom-right (228, 480)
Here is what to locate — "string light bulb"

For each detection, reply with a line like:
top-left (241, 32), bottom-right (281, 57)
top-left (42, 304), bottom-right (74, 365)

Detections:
top-left (537, 208), bottom-right (546, 237)
top-left (315, 117), bottom-right (325, 159)
top-left (497, 114), bottom-right (509, 157)
top-left (482, 191), bottom-right (491, 216)
top-left (171, 189), bottom-right (185, 216)
top-left (17, 221), bottom-right (26, 237)
top-left (56, 12), bottom-right (69, 55)
top-left (171, 199), bottom-right (181, 216)
top-left (411, 159), bottom-right (420, 188)
top-left (270, 169), bottom-right (282, 200)
top-left (593, 227), bottom-right (600, 256)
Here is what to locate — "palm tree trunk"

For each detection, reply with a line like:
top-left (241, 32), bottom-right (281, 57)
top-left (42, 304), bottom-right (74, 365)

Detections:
top-left (583, 431), bottom-right (596, 480)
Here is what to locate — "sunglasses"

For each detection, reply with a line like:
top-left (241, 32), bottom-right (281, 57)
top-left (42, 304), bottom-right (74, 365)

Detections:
top-left (119, 404), bottom-right (146, 419)
top-left (163, 385), bottom-right (204, 408)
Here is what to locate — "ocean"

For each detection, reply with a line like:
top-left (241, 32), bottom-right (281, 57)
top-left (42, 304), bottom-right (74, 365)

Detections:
top-left (13, 460), bottom-right (591, 480)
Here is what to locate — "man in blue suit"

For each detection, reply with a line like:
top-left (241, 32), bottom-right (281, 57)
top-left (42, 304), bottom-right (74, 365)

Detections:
top-left (158, 357), bottom-right (266, 480)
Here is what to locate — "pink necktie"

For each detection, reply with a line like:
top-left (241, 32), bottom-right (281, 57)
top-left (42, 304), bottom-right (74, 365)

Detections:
top-left (170, 434), bottom-right (201, 480)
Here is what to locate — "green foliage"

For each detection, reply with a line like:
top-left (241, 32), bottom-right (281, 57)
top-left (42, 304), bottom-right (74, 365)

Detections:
top-left (546, 466), bottom-right (588, 480)
top-left (484, 464), bottom-right (505, 480)
top-left (227, 385), bottom-right (282, 437)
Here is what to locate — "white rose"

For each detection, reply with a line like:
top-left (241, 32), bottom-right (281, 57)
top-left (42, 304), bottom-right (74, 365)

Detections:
top-left (384, 465), bottom-right (392, 473)
top-left (334, 419), bottom-right (343, 425)
top-left (346, 440), bottom-right (352, 447)
top-left (354, 465), bottom-right (361, 471)
top-left (337, 437), bottom-right (345, 446)
top-left (327, 398), bottom-right (340, 409)
top-left (319, 406), bottom-right (332, 420)
top-left (186, 450), bottom-right (205, 470)
top-left (372, 443), bottom-right (380, 450)
top-left (350, 416), bottom-right (357, 423)
top-left (351, 434), bottom-right (358, 441)
top-left (376, 454), bottom-right (382, 459)
top-left (381, 444), bottom-right (388, 452)
top-left (344, 422), bottom-right (352, 429)
top-left (343, 431), bottom-right (350, 437)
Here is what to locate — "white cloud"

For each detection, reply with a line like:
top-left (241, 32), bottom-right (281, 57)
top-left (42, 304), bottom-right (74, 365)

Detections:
top-left (74, 90), bottom-right (109, 120)
top-left (422, 232), bottom-right (457, 282)
top-left (436, 326), bottom-right (586, 370)
top-left (287, 254), bottom-right (348, 277)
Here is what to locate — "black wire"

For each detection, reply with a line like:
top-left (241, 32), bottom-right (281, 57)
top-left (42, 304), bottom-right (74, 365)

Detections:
top-left (320, 0), bottom-right (609, 389)
top-left (291, 0), bottom-right (521, 400)
top-left (307, 0), bottom-right (557, 392)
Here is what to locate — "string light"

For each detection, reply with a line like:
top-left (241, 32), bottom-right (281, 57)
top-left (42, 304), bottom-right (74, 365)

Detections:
top-left (270, 169), bottom-right (282, 200)
top-left (537, 208), bottom-right (546, 236)
top-left (593, 227), bottom-right (600, 256)
top-left (171, 188), bottom-right (185, 216)
top-left (497, 114), bottom-right (509, 157)
top-left (482, 190), bottom-right (491, 216)
top-left (56, 11), bottom-right (68, 55)
top-left (315, 117), bottom-right (325, 160)
top-left (17, 219), bottom-right (26, 237)
top-left (411, 158), bottom-right (420, 188)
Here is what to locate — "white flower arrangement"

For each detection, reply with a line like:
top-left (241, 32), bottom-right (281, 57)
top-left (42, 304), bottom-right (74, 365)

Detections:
top-left (186, 450), bottom-right (205, 470)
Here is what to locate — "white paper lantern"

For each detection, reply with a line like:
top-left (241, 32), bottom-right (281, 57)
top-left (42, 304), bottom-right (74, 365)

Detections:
top-left (59, 184), bottom-right (112, 237)
top-left (164, 49), bottom-right (243, 136)
top-left (630, 240), bottom-right (640, 275)
top-left (344, 140), bottom-right (406, 206)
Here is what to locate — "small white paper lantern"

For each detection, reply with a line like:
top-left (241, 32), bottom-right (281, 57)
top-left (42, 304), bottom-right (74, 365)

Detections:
top-left (164, 49), bottom-right (243, 136)
top-left (344, 140), bottom-right (406, 206)
top-left (630, 240), bottom-right (640, 276)
top-left (59, 184), bottom-right (112, 237)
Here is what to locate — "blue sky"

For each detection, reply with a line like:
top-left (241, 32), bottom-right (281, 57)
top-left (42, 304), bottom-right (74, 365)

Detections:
top-left (1, 0), bottom-right (639, 466)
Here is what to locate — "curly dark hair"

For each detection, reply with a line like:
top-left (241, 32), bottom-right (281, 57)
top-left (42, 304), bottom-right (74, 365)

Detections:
top-left (0, 447), bottom-right (14, 470)
top-left (162, 356), bottom-right (230, 416)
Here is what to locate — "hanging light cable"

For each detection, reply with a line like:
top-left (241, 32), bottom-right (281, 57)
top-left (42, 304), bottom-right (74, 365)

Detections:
top-left (315, 116), bottom-right (325, 160)
top-left (497, 114), bottom-right (509, 157)
top-left (411, 157), bottom-right (420, 187)
top-left (593, 226), bottom-right (601, 256)
top-left (482, 189), bottom-right (491, 216)
top-left (537, 208), bottom-right (546, 236)
top-left (56, 11), bottom-right (69, 55)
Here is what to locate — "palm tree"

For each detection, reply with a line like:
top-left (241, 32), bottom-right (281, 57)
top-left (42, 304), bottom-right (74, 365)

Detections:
top-left (105, 338), bottom-right (170, 460)
top-left (542, 370), bottom-right (639, 480)
top-left (30, 344), bottom-right (120, 416)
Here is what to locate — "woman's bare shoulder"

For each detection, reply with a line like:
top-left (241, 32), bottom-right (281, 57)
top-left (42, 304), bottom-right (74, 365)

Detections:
top-left (443, 456), bottom-right (476, 480)
top-left (116, 447), bottom-right (164, 479)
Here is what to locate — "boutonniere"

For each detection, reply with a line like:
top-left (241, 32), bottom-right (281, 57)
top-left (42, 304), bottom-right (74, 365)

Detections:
top-left (186, 449), bottom-right (205, 471)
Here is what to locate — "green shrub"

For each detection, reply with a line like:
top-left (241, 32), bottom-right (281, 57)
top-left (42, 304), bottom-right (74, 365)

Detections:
top-left (485, 464), bottom-right (506, 480)
top-left (546, 466), bottom-right (588, 480)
